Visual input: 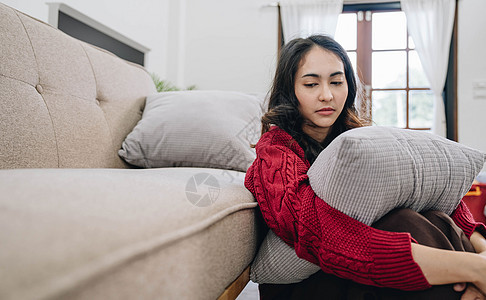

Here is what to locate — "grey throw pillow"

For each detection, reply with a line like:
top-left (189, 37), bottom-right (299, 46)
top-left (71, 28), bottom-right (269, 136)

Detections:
top-left (119, 90), bottom-right (263, 172)
top-left (250, 126), bottom-right (485, 284)
top-left (308, 126), bottom-right (485, 225)
top-left (250, 230), bottom-right (320, 284)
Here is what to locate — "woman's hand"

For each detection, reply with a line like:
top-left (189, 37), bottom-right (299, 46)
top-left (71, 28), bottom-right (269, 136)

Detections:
top-left (454, 283), bottom-right (486, 300)
top-left (451, 231), bottom-right (486, 299)
top-left (411, 243), bottom-right (486, 295)
top-left (469, 232), bottom-right (486, 295)
top-left (454, 283), bottom-right (485, 300)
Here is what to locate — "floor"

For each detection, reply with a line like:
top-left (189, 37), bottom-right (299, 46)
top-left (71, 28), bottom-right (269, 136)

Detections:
top-left (236, 281), bottom-right (259, 300)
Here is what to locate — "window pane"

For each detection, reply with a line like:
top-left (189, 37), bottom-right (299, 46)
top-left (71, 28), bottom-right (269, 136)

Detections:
top-left (409, 90), bottom-right (434, 128)
top-left (372, 51), bottom-right (406, 88)
top-left (346, 51), bottom-right (357, 75)
top-left (409, 36), bottom-right (415, 49)
top-left (409, 51), bottom-right (430, 88)
top-left (335, 13), bottom-right (357, 50)
top-left (372, 12), bottom-right (407, 50)
top-left (372, 91), bottom-right (407, 127)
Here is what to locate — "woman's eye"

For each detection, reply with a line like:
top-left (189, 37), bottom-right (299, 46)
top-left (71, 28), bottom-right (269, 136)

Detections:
top-left (304, 83), bottom-right (318, 87)
top-left (331, 81), bottom-right (343, 86)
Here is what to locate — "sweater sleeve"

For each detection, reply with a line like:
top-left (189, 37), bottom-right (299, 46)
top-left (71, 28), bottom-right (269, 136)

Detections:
top-left (451, 200), bottom-right (486, 238)
top-left (245, 138), bottom-right (431, 291)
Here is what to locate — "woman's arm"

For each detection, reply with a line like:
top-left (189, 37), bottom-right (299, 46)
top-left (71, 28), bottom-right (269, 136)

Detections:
top-left (411, 243), bottom-right (486, 294)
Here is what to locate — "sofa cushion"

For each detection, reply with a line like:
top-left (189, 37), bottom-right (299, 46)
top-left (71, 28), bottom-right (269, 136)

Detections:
top-left (0, 168), bottom-right (258, 300)
top-left (118, 90), bottom-right (263, 172)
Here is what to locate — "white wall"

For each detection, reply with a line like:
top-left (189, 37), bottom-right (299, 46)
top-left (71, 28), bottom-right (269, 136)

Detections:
top-left (1, 0), bottom-right (170, 80)
top-left (2, 0), bottom-right (277, 94)
top-left (458, 0), bottom-right (486, 170)
top-left (4, 0), bottom-right (486, 154)
top-left (167, 0), bottom-right (278, 93)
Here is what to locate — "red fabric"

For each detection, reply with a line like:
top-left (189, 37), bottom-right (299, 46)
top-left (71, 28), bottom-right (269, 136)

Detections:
top-left (245, 126), bottom-right (486, 291)
top-left (451, 200), bottom-right (486, 237)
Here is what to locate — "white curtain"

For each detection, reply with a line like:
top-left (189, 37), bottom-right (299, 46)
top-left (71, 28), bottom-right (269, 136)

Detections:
top-left (280, 0), bottom-right (344, 43)
top-left (400, 0), bottom-right (455, 137)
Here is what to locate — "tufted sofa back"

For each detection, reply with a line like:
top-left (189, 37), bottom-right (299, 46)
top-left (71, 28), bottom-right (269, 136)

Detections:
top-left (0, 3), bottom-right (156, 169)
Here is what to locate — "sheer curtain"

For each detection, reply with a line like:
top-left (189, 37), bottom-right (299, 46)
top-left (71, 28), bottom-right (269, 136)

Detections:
top-left (400, 0), bottom-right (456, 137)
top-left (280, 0), bottom-right (344, 43)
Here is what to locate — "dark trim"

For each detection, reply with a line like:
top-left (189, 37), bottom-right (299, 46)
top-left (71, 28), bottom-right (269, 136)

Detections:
top-left (277, 4), bottom-right (284, 56)
top-left (443, 0), bottom-right (458, 141)
top-left (57, 11), bottom-right (145, 66)
top-left (343, 2), bottom-right (400, 12)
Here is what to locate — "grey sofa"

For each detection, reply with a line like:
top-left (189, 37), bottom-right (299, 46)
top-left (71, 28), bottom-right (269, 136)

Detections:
top-left (0, 3), bottom-right (260, 299)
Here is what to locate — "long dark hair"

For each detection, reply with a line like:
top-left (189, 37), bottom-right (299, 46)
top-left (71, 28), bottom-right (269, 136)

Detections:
top-left (261, 35), bottom-right (366, 164)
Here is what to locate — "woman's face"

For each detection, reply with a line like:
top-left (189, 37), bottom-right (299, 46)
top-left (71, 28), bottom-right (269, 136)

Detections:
top-left (294, 46), bottom-right (348, 142)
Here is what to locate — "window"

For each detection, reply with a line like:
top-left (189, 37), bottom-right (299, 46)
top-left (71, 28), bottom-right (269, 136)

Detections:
top-left (335, 7), bottom-right (434, 130)
top-left (47, 3), bottom-right (149, 66)
top-left (276, 1), bottom-right (457, 139)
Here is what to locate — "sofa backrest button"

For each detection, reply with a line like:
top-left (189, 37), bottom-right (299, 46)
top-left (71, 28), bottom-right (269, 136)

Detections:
top-left (35, 84), bottom-right (43, 94)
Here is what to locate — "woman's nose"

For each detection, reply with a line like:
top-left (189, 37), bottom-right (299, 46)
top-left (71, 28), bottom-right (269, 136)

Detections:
top-left (318, 84), bottom-right (333, 102)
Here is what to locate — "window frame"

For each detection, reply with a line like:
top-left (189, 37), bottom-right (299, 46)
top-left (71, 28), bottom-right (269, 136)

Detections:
top-left (343, 5), bottom-right (433, 130)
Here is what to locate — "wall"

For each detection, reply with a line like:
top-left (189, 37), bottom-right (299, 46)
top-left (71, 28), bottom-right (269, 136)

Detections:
top-left (4, 0), bottom-right (486, 159)
top-left (458, 0), bottom-right (486, 170)
top-left (167, 0), bottom-right (278, 93)
top-left (2, 0), bottom-right (277, 94)
top-left (1, 0), bottom-right (170, 80)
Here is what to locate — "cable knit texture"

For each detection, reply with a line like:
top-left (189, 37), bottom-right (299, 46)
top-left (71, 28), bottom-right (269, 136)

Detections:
top-left (245, 126), bottom-right (486, 291)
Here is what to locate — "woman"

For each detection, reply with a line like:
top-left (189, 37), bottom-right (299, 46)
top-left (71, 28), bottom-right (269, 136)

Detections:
top-left (245, 35), bottom-right (486, 299)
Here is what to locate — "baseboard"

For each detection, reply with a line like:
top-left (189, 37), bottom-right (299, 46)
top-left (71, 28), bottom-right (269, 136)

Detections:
top-left (217, 266), bottom-right (250, 300)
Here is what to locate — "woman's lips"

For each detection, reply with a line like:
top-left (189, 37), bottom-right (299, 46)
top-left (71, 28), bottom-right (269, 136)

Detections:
top-left (316, 107), bottom-right (335, 116)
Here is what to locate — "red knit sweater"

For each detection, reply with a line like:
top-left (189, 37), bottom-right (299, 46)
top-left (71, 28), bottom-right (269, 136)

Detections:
top-left (245, 126), bottom-right (486, 291)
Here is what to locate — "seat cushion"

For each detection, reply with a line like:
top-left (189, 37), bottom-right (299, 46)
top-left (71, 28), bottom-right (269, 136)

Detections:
top-left (0, 168), bottom-right (258, 300)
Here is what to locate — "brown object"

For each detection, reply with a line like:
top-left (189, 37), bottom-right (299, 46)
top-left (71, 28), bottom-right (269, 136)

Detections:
top-left (218, 266), bottom-right (251, 300)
